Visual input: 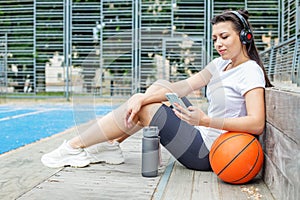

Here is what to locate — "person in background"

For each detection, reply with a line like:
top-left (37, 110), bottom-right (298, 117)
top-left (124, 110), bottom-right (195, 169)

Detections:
top-left (24, 75), bottom-right (32, 93)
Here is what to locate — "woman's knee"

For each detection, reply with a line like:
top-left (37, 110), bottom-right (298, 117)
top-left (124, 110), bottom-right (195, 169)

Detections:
top-left (138, 103), bottom-right (162, 126)
top-left (146, 79), bottom-right (172, 92)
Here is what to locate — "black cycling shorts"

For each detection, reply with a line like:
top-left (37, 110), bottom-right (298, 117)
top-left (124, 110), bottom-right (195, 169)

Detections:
top-left (150, 98), bottom-right (211, 171)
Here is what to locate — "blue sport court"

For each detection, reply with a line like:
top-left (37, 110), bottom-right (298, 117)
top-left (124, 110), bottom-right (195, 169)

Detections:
top-left (0, 104), bottom-right (115, 155)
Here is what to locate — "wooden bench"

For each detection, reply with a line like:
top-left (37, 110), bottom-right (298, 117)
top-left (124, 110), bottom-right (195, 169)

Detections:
top-left (260, 86), bottom-right (300, 200)
top-left (153, 158), bottom-right (275, 200)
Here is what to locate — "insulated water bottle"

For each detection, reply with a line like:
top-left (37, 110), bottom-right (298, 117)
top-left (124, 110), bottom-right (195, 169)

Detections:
top-left (141, 126), bottom-right (160, 177)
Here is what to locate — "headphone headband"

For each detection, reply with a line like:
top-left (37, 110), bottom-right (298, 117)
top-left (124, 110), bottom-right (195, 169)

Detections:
top-left (230, 11), bottom-right (249, 30)
top-left (230, 11), bottom-right (253, 44)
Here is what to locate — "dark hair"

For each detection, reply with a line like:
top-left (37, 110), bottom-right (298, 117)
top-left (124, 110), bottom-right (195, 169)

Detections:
top-left (211, 9), bottom-right (272, 87)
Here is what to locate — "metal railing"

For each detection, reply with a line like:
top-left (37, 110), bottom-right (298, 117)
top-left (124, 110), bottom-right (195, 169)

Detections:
top-left (281, 0), bottom-right (299, 41)
top-left (260, 34), bottom-right (300, 86)
top-left (0, 34), bottom-right (7, 95)
top-left (0, 0), bottom-right (285, 99)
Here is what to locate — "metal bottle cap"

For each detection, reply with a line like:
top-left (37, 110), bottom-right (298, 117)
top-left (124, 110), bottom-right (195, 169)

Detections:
top-left (143, 126), bottom-right (159, 138)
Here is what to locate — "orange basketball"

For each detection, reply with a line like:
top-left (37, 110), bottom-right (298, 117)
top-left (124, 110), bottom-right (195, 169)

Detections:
top-left (209, 132), bottom-right (264, 184)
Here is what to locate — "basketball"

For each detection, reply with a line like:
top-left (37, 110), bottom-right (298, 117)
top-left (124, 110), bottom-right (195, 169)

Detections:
top-left (209, 132), bottom-right (264, 184)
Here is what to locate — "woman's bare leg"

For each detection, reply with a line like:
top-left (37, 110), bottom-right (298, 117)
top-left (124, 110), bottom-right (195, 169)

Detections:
top-left (68, 80), bottom-right (169, 149)
top-left (69, 102), bottom-right (140, 148)
top-left (114, 134), bottom-right (130, 143)
top-left (69, 102), bottom-right (162, 149)
top-left (69, 80), bottom-right (170, 148)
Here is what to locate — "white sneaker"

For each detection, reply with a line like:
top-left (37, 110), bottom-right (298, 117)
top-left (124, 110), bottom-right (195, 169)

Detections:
top-left (41, 140), bottom-right (90, 168)
top-left (85, 141), bottom-right (125, 165)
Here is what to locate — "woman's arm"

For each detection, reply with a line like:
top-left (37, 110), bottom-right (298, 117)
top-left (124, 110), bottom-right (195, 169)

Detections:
top-left (141, 68), bottom-right (212, 105)
top-left (173, 68), bottom-right (212, 97)
top-left (125, 68), bottom-right (212, 127)
top-left (203, 87), bottom-right (266, 135)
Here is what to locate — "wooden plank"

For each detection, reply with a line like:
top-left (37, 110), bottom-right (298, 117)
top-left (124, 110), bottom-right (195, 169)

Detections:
top-left (152, 157), bottom-right (176, 200)
top-left (161, 162), bottom-right (194, 200)
top-left (193, 172), bottom-right (276, 200)
top-left (217, 178), bottom-right (249, 200)
top-left (262, 123), bottom-right (299, 179)
top-left (217, 177), bottom-right (275, 200)
top-left (17, 132), bottom-right (171, 200)
top-left (263, 88), bottom-right (300, 200)
top-left (0, 127), bottom-right (75, 200)
top-left (262, 155), bottom-right (280, 200)
top-left (191, 171), bottom-right (220, 200)
top-left (240, 176), bottom-right (276, 200)
top-left (160, 163), bottom-right (275, 200)
top-left (20, 165), bottom-right (161, 200)
top-left (265, 88), bottom-right (300, 143)
top-left (260, 124), bottom-right (299, 200)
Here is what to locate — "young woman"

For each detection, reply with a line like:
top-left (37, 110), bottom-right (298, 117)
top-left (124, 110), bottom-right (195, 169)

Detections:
top-left (41, 9), bottom-right (272, 170)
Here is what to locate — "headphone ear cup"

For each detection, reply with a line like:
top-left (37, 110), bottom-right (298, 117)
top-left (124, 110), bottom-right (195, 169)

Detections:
top-left (246, 31), bottom-right (253, 43)
top-left (240, 30), bottom-right (247, 45)
top-left (240, 29), bottom-right (253, 44)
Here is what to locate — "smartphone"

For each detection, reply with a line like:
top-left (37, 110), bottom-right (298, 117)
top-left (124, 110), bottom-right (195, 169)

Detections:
top-left (165, 93), bottom-right (187, 110)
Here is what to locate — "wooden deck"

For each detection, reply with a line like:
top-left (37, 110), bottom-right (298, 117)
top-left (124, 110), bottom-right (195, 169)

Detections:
top-left (157, 161), bottom-right (275, 200)
top-left (0, 124), bottom-right (276, 200)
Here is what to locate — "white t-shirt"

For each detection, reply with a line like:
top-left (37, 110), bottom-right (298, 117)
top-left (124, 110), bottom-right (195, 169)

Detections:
top-left (195, 57), bottom-right (266, 150)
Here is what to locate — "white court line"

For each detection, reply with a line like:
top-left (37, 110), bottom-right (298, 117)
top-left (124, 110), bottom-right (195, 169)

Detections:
top-left (0, 107), bottom-right (22, 113)
top-left (0, 109), bottom-right (56, 122)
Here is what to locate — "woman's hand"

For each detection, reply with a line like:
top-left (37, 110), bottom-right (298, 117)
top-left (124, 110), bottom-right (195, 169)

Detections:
top-left (173, 103), bottom-right (209, 126)
top-left (125, 93), bottom-right (145, 128)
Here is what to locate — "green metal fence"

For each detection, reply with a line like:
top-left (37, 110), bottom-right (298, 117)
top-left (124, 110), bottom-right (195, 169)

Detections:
top-left (0, 0), bottom-right (290, 99)
top-left (260, 0), bottom-right (300, 86)
top-left (0, 34), bottom-right (7, 95)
